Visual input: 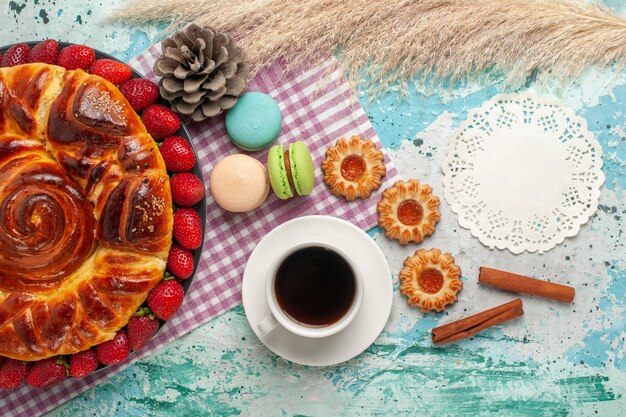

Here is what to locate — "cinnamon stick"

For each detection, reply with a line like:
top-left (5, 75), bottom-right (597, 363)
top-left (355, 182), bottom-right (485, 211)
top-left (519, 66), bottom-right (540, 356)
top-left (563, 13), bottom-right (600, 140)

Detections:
top-left (432, 299), bottom-right (523, 345)
top-left (479, 267), bottom-right (575, 303)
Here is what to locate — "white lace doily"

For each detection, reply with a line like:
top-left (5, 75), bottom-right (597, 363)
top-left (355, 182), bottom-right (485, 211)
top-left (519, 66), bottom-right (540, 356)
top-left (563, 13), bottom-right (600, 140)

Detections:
top-left (442, 93), bottom-right (604, 254)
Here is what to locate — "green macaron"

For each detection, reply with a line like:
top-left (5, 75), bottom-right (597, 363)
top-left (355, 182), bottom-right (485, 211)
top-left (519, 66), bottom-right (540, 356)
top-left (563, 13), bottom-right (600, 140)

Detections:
top-left (267, 141), bottom-right (315, 199)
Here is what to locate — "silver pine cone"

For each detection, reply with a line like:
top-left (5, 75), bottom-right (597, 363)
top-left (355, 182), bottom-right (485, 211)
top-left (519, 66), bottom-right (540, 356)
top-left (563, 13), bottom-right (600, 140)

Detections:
top-left (154, 24), bottom-right (250, 122)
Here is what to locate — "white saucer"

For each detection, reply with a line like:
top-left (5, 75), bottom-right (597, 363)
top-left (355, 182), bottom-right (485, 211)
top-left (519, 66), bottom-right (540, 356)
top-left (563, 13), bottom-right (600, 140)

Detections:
top-left (242, 215), bottom-right (393, 366)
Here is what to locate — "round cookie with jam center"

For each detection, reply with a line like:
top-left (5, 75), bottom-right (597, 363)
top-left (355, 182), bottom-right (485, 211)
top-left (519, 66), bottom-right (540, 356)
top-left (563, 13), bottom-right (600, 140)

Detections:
top-left (225, 92), bottom-right (282, 151)
top-left (377, 179), bottom-right (441, 245)
top-left (399, 248), bottom-right (462, 312)
top-left (321, 136), bottom-right (387, 201)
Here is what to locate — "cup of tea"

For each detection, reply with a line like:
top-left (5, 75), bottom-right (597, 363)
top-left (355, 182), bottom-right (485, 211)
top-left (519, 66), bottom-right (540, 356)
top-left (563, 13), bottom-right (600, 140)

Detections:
top-left (258, 241), bottom-right (364, 338)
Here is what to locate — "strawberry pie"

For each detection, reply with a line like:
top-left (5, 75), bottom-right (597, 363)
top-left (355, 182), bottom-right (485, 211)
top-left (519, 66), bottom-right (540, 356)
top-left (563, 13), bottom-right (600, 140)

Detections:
top-left (0, 62), bottom-right (173, 362)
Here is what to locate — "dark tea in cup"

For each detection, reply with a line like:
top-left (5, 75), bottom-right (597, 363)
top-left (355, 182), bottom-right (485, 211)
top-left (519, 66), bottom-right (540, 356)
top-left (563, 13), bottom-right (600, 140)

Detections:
top-left (274, 246), bottom-right (356, 326)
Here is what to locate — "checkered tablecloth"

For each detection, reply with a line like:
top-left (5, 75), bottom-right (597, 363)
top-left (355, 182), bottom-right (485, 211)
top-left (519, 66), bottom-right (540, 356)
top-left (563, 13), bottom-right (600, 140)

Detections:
top-left (1, 44), bottom-right (399, 417)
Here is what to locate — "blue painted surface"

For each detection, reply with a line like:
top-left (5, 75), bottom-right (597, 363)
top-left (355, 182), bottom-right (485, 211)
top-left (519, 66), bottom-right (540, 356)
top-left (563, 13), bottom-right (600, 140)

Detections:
top-left (1, 1), bottom-right (625, 416)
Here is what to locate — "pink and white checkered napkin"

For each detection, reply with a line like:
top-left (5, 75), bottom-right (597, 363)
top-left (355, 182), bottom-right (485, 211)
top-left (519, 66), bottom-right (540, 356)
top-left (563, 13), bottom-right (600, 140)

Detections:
top-left (0, 44), bottom-right (399, 417)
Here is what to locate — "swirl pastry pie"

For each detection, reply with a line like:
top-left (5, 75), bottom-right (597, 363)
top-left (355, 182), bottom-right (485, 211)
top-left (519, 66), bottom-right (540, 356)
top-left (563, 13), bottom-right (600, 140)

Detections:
top-left (321, 136), bottom-right (386, 201)
top-left (0, 64), bottom-right (173, 361)
top-left (377, 179), bottom-right (440, 245)
top-left (399, 249), bottom-right (462, 312)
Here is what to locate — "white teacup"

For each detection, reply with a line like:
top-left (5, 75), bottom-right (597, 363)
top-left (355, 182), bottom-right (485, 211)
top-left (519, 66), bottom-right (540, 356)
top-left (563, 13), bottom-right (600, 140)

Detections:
top-left (257, 241), bottom-right (363, 338)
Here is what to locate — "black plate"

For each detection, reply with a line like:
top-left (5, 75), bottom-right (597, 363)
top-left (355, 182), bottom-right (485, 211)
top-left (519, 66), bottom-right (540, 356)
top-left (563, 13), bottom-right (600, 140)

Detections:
top-left (0, 42), bottom-right (206, 343)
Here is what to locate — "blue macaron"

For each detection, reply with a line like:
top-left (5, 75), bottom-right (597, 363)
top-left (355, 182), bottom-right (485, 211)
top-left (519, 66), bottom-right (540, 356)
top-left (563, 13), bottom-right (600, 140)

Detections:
top-left (225, 92), bottom-right (282, 151)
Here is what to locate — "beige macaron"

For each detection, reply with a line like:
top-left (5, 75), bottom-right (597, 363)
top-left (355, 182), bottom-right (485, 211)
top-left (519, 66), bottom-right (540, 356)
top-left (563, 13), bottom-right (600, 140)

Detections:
top-left (210, 154), bottom-right (269, 212)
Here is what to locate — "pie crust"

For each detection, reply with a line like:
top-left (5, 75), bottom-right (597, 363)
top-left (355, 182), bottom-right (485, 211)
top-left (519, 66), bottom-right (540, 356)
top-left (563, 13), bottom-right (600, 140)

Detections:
top-left (0, 64), bottom-right (172, 361)
top-left (321, 136), bottom-right (386, 201)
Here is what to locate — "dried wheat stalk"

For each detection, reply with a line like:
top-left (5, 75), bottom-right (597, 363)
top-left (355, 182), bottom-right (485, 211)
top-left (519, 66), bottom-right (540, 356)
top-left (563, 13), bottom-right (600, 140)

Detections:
top-left (111, 0), bottom-right (626, 96)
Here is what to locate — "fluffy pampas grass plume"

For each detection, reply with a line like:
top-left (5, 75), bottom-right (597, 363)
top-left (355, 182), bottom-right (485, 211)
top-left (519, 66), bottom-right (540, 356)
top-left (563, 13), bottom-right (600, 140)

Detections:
top-left (111, 0), bottom-right (626, 96)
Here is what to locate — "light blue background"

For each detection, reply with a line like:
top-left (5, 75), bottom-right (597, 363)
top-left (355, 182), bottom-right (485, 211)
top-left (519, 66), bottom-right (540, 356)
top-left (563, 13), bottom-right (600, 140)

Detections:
top-left (1, 1), bottom-right (624, 416)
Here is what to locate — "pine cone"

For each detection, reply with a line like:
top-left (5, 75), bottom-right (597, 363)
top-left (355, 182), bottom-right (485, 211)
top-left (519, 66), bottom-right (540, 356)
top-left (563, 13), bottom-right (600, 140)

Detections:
top-left (154, 24), bottom-right (250, 122)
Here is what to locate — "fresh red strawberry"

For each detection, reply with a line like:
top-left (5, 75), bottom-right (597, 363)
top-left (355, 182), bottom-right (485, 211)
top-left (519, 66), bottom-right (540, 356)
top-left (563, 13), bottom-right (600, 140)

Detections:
top-left (57, 44), bottom-right (95, 70)
top-left (96, 331), bottom-right (130, 366)
top-left (173, 208), bottom-right (202, 250)
top-left (69, 348), bottom-right (99, 378)
top-left (127, 308), bottom-right (159, 351)
top-left (147, 280), bottom-right (184, 320)
top-left (0, 359), bottom-right (29, 389)
top-left (28, 39), bottom-right (59, 64)
top-left (89, 59), bottom-right (132, 85)
top-left (159, 136), bottom-right (196, 172)
top-left (118, 78), bottom-right (159, 112)
top-left (0, 53), bottom-right (3, 64)
top-left (1, 43), bottom-right (30, 67)
top-left (27, 357), bottom-right (68, 388)
top-left (167, 244), bottom-right (194, 280)
top-left (142, 104), bottom-right (181, 140)
top-left (170, 173), bottom-right (205, 207)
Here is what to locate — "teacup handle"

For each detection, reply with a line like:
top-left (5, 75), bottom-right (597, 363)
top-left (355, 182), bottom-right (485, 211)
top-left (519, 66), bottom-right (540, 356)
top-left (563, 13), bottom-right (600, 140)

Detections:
top-left (257, 313), bottom-right (280, 336)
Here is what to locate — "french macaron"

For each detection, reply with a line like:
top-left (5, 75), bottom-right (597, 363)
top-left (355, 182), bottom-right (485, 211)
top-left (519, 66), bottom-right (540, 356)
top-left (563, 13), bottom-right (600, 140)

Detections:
top-left (210, 154), bottom-right (269, 212)
top-left (225, 92), bottom-right (282, 151)
top-left (267, 141), bottom-right (315, 200)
